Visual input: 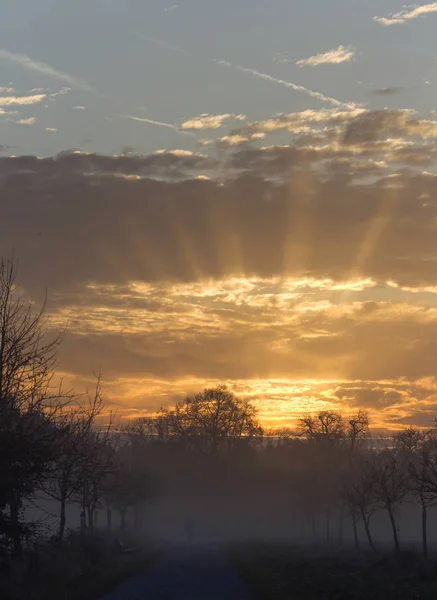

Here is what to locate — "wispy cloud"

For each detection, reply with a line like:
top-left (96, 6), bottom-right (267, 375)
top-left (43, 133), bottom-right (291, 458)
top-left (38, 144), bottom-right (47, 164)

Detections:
top-left (45, 127), bottom-right (58, 132)
top-left (181, 113), bottom-right (246, 130)
top-left (0, 94), bottom-right (46, 106)
top-left (296, 46), bottom-right (356, 67)
top-left (372, 87), bottom-right (403, 96)
top-left (374, 3), bottom-right (437, 25)
top-left (143, 35), bottom-right (358, 111)
top-left (0, 49), bottom-right (94, 91)
top-left (0, 86), bottom-right (14, 93)
top-left (17, 117), bottom-right (36, 125)
top-left (215, 60), bottom-right (360, 110)
top-left (143, 36), bottom-right (186, 54)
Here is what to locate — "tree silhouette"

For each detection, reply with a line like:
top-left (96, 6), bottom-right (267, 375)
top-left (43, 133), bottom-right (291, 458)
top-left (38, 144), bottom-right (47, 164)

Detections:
top-left (162, 386), bottom-right (263, 455)
top-left (0, 257), bottom-right (67, 555)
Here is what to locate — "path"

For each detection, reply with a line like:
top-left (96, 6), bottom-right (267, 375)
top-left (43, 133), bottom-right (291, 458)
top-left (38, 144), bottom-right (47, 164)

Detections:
top-left (100, 544), bottom-right (253, 600)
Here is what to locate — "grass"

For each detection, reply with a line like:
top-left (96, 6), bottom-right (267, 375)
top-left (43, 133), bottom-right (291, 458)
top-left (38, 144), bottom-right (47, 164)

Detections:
top-left (231, 542), bottom-right (437, 600)
top-left (1, 532), bottom-right (162, 600)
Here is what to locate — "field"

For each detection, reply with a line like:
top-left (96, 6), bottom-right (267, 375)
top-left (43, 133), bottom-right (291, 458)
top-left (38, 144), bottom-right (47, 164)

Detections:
top-left (233, 543), bottom-right (437, 600)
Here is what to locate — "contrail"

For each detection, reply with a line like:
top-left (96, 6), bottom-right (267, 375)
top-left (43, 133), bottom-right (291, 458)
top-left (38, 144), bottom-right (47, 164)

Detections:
top-left (143, 35), bottom-right (358, 110)
top-left (0, 49), bottom-right (94, 92)
top-left (122, 115), bottom-right (196, 137)
top-left (216, 60), bottom-right (360, 110)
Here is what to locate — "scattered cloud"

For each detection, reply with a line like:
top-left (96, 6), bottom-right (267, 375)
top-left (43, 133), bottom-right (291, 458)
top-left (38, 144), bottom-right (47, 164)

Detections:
top-left (218, 133), bottom-right (266, 147)
top-left (372, 87), bottom-right (403, 95)
top-left (0, 94), bottom-right (46, 106)
top-left (0, 86), bottom-right (14, 93)
top-left (17, 117), bottom-right (36, 125)
top-left (374, 2), bottom-right (437, 26)
top-left (240, 108), bottom-right (367, 135)
top-left (73, 105), bottom-right (86, 110)
top-left (45, 127), bottom-right (58, 132)
top-left (164, 4), bottom-right (178, 12)
top-left (181, 113), bottom-right (246, 130)
top-left (296, 45), bottom-right (356, 67)
top-left (216, 60), bottom-right (361, 110)
top-left (0, 49), bottom-right (94, 91)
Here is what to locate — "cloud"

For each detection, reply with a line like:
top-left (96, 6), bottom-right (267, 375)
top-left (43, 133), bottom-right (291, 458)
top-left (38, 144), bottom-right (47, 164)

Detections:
top-left (17, 117), bottom-right (36, 125)
top-left (143, 36), bottom-right (187, 54)
top-left (0, 49), bottom-right (93, 91)
top-left (1, 132), bottom-right (437, 293)
top-left (343, 109), bottom-right (437, 143)
top-left (3, 108), bottom-right (437, 430)
top-left (374, 2), bottom-right (437, 25)
top-left (73, 105), bottom-right (86, 110)
top-left (216, 60), bottom-right (360, 110)
top-left (218, 133), bottom-right (266, 147)
top-left (0, 93), bottom-right (46, 106)
top-left (372, 87), bottom-right (403, 96)
top-left (144, 35), bottom-right (358, 110)
top-left (240, 108), bottom-right (367, 135)
top-left (50, 278), bottom-right (437, 429)
top-left (0, 87), bottom-right (14, 93)
top-left (45, 127), bottom-right (58, 132)
top-left (181, 114), bottom-right (246, 131)
top-left (296, 46), bottom-right (356, 67)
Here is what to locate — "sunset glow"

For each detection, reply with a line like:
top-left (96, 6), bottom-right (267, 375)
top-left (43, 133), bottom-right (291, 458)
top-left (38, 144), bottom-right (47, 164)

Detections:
top-left (2, 0), bottom-right (437, 434)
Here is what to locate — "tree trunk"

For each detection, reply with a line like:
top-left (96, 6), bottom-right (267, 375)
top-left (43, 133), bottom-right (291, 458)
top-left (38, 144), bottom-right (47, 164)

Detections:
top-left (80, 510), bottom-right (86, 549)
top-left (58, 495), bottom-right (67, 543)
top-left (106, 507), bottom-right (112, 532)
top-left (352, 516), bottom-right (359, 550)
top-left (87, 507), bottom-right (94, 532)
top-left (422, 504), bottom-right (428, 559)
top-left (387, 504), bottom-right (400, 553)
top-left (338, 503), bottom-right (345, 546)
top-left (9, 494), bottom-right (23, 558)
top-left (361, 511), bottom-right (375, 552)
top-left (311, 514), bottom-right (316, 538)
top-left (120, 507), bottom-right (127, 530)
top-left (325, 508), bottom-right (331, 542)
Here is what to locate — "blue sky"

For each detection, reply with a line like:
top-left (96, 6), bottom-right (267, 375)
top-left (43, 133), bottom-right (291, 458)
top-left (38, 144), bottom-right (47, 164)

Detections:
top-left (1, 0), bottom-right (436, 156)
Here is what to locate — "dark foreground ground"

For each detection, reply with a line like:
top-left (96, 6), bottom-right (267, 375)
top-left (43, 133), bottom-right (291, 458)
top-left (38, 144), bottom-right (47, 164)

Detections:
top-left (100, 542), bottom-right (437, 600)
top-left (232, 542), bottom-right (437, 600)
top-left (100, 544), bottom-right (252, 600)
top-left (6, 538), bottom-right (437, 599)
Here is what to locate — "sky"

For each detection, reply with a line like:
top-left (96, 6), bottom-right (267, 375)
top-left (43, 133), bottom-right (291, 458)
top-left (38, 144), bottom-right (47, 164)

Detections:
top-left (1, 1), bottom-right (437, 431)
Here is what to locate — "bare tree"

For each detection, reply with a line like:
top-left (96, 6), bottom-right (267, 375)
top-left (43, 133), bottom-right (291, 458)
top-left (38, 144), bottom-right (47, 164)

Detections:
top-left (0, 257), bottom-right (67, 555)
top-left (41, 377), bottom-right (107, 542)
top-left (298, 411), bottom-right (345, 447)
top-left (298, 411), bottom-right (346, 542)
top-left (371, 448), bottom-right (409, 553)
top-left (343, 453), bottom-right (379, 551)
top-left (0, 257), bottom-right (63, 409)
top-left (163, 386), bottom-right (263, 455)
top-left (347, 411), bottom-right (370, 454)
top-left (393, 428), bottom-right (429, 557)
